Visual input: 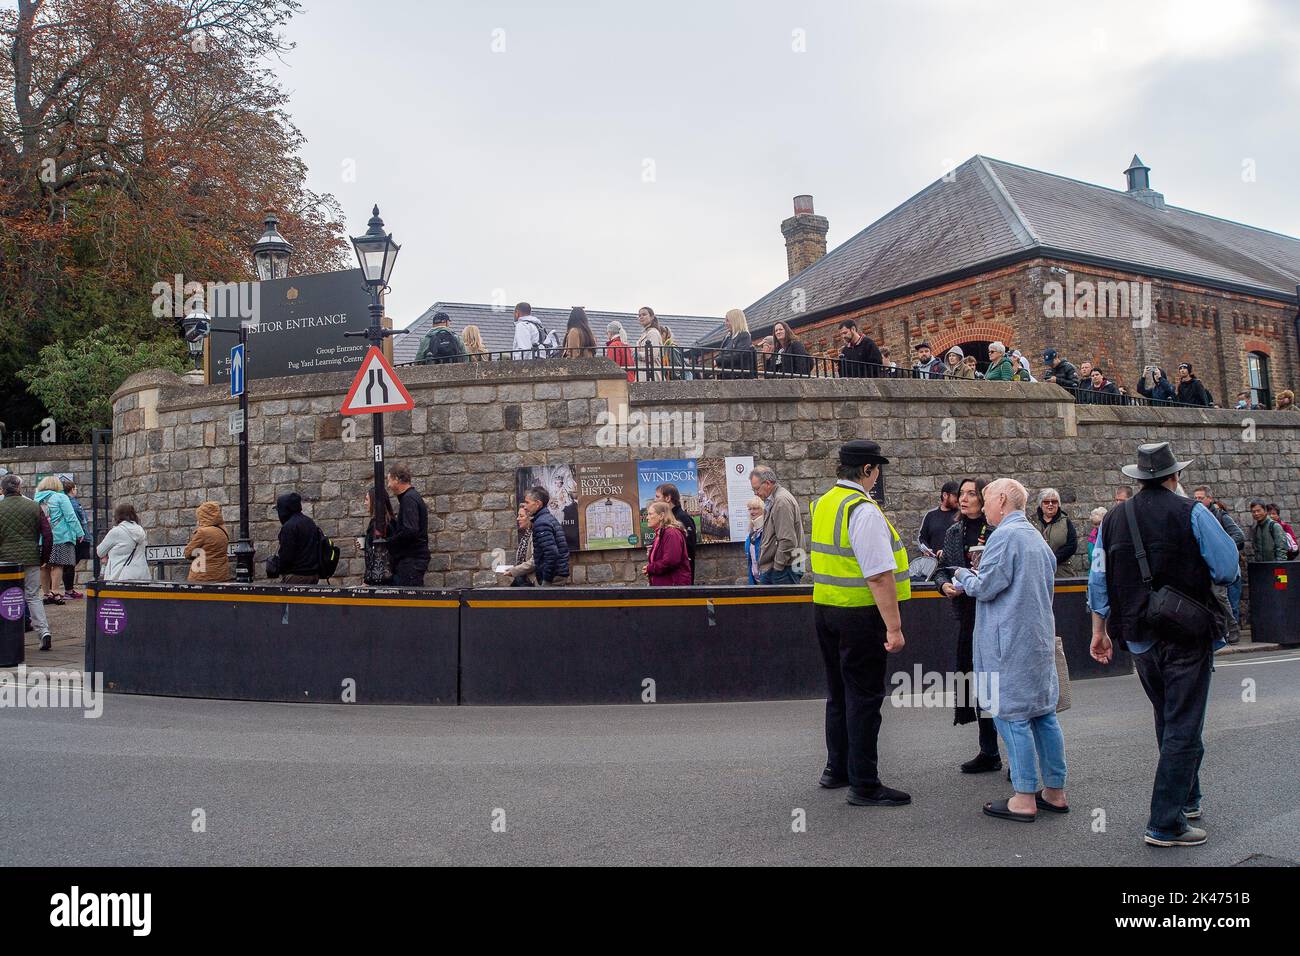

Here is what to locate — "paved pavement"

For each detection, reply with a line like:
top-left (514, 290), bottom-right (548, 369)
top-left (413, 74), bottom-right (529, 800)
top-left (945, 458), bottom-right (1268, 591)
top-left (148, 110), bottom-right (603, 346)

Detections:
top-left (1, 644), bottom-right (1296, 866)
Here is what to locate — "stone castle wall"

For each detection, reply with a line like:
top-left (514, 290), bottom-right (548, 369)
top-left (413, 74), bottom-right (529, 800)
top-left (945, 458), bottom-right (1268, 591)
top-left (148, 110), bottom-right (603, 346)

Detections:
top-left (110, 360), bottom-right (1300, 587)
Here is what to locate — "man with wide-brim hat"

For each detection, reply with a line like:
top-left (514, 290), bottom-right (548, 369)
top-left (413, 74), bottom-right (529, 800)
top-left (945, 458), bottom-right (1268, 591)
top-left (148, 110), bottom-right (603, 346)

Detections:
top-left (1088, 441), bottom-right (1239, 848)
top-left (808, 439), bottom-right (912, 807)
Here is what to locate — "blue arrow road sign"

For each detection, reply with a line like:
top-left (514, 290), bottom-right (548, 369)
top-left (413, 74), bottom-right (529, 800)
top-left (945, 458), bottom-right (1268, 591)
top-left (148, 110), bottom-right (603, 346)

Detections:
top-left (230, 343), bottom-right (245, 397)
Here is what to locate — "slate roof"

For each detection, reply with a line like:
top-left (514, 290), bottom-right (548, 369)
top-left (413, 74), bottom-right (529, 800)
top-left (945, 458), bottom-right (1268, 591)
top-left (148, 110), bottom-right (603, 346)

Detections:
top-left (728, 155), bottom-right (1300, 342)
top-left (393, 302), bottom-right (722, 364)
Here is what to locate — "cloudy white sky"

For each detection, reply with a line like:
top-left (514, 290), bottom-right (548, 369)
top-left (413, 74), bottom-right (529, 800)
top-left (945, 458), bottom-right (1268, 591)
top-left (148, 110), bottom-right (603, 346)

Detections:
top-left (280, 0), bottom-right (1300, 327)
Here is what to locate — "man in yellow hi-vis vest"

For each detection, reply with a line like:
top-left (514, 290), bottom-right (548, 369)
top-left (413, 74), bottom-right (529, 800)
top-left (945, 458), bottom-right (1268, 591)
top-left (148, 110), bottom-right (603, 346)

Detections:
top-left (811, 440), bottom-right (912, 807)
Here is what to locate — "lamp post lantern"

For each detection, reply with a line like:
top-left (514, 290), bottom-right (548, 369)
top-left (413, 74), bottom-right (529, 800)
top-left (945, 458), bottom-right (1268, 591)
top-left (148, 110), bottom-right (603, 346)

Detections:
top-left (252, 210), bottom-right (294, 281)
top-left (345, 205), bottom-right (406, 565)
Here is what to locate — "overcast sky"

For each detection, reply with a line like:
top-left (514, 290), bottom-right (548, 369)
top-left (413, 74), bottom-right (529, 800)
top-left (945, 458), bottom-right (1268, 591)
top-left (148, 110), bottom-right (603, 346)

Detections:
top-left (280, 0), bottom-right (1300, 328)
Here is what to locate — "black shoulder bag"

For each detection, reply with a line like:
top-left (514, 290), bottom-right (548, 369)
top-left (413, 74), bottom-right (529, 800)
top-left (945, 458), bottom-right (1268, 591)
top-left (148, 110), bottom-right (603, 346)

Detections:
top-left (1123, 500), bottom-right (1217, 644)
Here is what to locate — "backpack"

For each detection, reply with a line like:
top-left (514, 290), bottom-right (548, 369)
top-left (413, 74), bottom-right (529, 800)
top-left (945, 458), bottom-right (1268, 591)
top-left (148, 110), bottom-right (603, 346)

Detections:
top-left (525, 319), bottom-right (563, 356)
top-left (423, 327), bottom-right (462, 363)
top-left (1282, 524), bottom-right (1299, 560)
top-left (318, 531), bottom-right (341, 580)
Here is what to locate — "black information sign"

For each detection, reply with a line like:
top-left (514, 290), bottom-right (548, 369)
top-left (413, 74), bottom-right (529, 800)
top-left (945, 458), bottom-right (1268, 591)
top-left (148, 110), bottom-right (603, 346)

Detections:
top-left (210, 269), bottom-right (375, 382)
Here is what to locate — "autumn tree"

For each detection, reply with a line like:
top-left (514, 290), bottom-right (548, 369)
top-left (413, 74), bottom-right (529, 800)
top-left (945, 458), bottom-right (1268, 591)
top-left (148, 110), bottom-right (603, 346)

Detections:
top-left (0, 0), bottom-right (348, 433)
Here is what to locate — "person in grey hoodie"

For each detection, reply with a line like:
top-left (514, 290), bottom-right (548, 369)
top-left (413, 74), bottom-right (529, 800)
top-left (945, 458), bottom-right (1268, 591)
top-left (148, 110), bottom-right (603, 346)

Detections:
top-left (96, 503), bottom-right (151, 582)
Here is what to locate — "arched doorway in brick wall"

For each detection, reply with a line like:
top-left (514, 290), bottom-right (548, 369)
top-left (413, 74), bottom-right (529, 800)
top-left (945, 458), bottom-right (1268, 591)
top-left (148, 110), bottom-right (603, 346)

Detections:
top-left (929, 321), bottom-right (1016, 375)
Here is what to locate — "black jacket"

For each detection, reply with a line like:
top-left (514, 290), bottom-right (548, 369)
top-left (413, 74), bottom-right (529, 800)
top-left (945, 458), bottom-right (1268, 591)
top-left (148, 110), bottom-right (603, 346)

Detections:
top-left (672, 504), bottom-right (697, 581)
top-left (388, 486), bottom-right (430, 563)
top-left (1176, 376), bottom-right (1213, 407)
top-left (531, 508), bottom-right (570, 582)
top-left (839, 336), bottom-right (883, 378)
top-left (1045, 359), bottom-right (1079, 389)
top-left (768, 341), bottom-right (812, 376)
top-left (716, 331), bottom-right (756, 378)
top-left (1102, 489), bottom-right (1214, 648)
top-left (267, 492), bottom-right (321, 577)
top-left (1137, 374), bottom-right (1176, 403)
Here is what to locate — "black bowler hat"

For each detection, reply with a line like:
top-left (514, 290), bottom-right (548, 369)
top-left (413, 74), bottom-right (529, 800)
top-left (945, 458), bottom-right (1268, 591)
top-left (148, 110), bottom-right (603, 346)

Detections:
top-left (839, 439), bottom-right (889, 467)
top-left (1120, 441), bottom-right (1192, 481)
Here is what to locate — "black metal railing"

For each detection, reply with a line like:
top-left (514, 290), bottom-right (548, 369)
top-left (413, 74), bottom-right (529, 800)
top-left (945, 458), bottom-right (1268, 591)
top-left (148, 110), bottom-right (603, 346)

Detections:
top-left (398, 345), bottom-right (1244, 409)
top-left (0, 429), bottom-right (93, 449)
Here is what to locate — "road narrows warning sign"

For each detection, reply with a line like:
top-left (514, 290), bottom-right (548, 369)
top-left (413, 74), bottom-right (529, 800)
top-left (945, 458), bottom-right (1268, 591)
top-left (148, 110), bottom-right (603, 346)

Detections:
top-left (341, 346), bottom-right (415, 415)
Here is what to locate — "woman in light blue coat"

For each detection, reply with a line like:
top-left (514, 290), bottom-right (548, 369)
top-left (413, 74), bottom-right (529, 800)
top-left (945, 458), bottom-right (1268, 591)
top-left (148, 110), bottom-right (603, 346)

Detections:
top-left (954, 477), bottom-right (1068, 823)
top-left (34, 475), bottom-right (84, 604)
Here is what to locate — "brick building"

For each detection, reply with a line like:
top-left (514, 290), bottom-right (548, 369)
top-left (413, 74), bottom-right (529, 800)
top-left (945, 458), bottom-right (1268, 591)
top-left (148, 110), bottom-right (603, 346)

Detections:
top-left (724, 155), bottom-right (1300, 406)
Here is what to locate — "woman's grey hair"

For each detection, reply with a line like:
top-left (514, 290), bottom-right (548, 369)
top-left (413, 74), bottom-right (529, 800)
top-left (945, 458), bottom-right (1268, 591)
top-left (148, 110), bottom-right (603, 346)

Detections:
top-left (1090, 506), bottom-right (1107, 522)
top-left (1037, 487), bottom-right (1061, 505)
top-left (607, 321), bottom-right (626, 340)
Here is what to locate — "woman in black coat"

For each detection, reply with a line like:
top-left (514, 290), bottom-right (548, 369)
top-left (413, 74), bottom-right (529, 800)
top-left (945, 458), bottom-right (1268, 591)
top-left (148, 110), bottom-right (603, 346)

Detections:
top-left (769, 321), bottom-right (812, 376)
top-left (715, 308), bottom-right (756, 379)
top-left (933, 477), bottom-right (1002, 774)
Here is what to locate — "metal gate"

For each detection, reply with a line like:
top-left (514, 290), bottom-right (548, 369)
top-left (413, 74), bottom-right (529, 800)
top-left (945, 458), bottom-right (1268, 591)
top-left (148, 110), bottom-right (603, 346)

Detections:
top-left (90, 428), bottom-right (112, 578)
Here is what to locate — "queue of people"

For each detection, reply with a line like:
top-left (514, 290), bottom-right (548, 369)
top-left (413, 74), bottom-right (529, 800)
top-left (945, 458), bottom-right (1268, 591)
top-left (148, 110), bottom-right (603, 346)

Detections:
top-left (414, 303), bottom-right (1298, 410)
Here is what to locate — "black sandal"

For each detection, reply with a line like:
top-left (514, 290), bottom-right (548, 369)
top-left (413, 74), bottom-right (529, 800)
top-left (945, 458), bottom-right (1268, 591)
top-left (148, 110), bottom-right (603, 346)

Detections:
top-left (1035, 791), bottom-right (1070, 814)
top-left (982, 798), bottom-right (1036, 822)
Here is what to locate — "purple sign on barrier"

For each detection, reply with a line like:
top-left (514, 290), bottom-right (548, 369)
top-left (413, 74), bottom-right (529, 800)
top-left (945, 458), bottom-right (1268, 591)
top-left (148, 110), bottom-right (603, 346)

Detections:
top-left (0, 587), bottom-right (24, 622)
top-left (97, 598), bottom-right (128, 636)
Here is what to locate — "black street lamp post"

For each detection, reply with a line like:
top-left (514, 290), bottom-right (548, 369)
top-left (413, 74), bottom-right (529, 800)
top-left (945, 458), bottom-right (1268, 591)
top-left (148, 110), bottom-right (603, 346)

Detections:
top-left (181, 306), bottom-right (253, 582)
top-left (345, 205), bottom-right (404, 563)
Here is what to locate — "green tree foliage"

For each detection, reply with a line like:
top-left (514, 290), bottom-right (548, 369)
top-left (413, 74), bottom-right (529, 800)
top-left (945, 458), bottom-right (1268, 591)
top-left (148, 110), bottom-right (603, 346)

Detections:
top-left (16, 328), bottom-right (189, 440)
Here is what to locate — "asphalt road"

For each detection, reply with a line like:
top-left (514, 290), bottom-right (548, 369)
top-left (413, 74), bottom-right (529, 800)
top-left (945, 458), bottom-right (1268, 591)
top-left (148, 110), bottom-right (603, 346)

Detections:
top-left (1, 651), bottom-right (1296, 866)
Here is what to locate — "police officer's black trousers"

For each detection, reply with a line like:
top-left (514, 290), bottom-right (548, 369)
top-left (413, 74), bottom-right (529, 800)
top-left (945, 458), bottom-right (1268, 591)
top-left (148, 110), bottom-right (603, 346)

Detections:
top-left (815, 603), bottom-right (889, 789)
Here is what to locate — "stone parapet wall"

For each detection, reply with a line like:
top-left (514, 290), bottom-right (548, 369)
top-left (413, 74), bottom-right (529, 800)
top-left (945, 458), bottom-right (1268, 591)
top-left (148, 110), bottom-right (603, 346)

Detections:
top-left (110, 361), bottom-right (1300, 586)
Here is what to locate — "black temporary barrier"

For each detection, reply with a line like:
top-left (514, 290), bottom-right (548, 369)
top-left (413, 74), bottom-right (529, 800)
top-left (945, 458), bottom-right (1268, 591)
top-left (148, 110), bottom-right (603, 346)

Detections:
top-left (459, 580), bottom-right (1119, 705)
top-left (84, 582), bottom-right (460, 704)
top-left (1247, 562), bottom-right (1299, 646)
top-left (0, 563), bottom-right (25, 667)
top-left (76, 578), bottom-right (1121, 706)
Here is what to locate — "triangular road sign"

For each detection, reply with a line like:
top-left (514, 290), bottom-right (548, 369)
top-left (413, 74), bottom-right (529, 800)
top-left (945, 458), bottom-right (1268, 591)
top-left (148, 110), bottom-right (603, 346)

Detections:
top-left (341, 346), bottom-right (415, 415)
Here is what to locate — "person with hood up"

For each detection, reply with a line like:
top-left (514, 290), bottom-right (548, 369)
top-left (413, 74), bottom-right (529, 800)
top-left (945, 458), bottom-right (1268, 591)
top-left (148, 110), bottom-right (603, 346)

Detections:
top-left (1011, 350), bottom-right (1036, 381)
top-left (185, 501), bottom-right (231, 582)
top-left (1031, 488), bottom-right (1078, 576)
top-left (266, 492), bottom-right (323, 584)
top-left (96, 503), bottom-right (151, 582)
top-left (945, 346), bottom-right (973, 379)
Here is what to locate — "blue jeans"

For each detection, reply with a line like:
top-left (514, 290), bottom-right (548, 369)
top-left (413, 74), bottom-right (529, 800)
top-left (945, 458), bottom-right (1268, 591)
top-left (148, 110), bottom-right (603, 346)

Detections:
top-left (993, 711), bottom-right (1067, 794)
top-left (762, 567), bottom-right (800, 585)
top-left (1226, 575), bottom-right (1242, 621)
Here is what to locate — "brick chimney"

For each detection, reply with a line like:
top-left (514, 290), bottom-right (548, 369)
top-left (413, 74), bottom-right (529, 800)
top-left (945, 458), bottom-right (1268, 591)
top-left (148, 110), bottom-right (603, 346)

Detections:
top-left (781, 195), bottom-right (829, 278)
top-left (1123, 154), bottom-right (1165, 210)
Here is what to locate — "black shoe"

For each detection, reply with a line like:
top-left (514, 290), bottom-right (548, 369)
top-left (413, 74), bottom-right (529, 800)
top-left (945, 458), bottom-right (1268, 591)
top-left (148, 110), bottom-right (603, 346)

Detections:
top-left (847, 784), bottom-right (911, 807)
top-left (818, 768), bottom-right (849, 789)
top-left (39, 633), bottom-right (51, 651)
top-left (960, 752), bottom-right (1003, 774)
